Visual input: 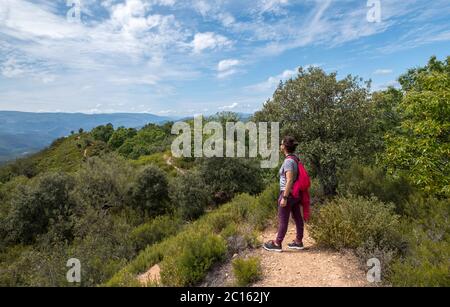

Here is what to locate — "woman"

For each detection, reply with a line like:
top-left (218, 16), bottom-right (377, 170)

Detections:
top-left (264, 136), bottom-right (305, 252)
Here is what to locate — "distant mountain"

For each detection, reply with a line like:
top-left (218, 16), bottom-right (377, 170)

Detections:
top-left (0, 111), bottom-right (173, 162)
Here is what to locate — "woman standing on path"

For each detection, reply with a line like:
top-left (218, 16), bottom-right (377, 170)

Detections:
top-left (263, 136), bottom-right (306, 253)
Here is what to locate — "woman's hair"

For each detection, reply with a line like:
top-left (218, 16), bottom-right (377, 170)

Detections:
top-left (282, 136), bottom-right (299, 153)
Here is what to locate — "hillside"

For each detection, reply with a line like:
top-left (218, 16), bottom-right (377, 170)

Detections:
top-left (0, 111), bottom-right (173, 162)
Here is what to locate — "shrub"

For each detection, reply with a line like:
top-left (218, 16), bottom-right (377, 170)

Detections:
top-left (130, 215), bottom-right (183, 251)
top-left (130, 165), bottom-right (170, 215)
top-left (5, 172), bottom-right (76, 244)
top-left (160, 232), bottom-right (227, 286)
top-left (117, 124), bottom-right (171, 159)
top-left (248, 182), bottom-right (279, 231)
top-left (69, 207), bottom-right (136, 286)
top-left (389, 227), bottom-right (450, 287)
top-left (108, 127), bottom-right (137, 149)
top-left (387, 197), bottom-right (449, 287)
top-left (73, 154), bottom-right (135, 210)
top-left (232, 256), bottom-right (262, 286)
top-left (91, 123), bottom-right (114, 143)
top-left (132, 152), bottom-right (178, 177)
top-left (198, 158), bottom-right (264, 204)
top-left (337, 161), bottom-right (415, 214)
top-left (170, 170), bottom-right (212, 221)
top-left (309, 195), bottom-right (401, 250)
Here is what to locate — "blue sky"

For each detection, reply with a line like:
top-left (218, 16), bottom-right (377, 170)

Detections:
top-left (0, 0), bottom-right (449, 117)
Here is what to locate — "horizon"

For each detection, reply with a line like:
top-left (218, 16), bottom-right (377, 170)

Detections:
top-left (1, 0), bottom-right (449, 116)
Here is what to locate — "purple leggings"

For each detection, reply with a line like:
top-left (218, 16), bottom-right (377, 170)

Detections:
top-left (276, 191), bottom-right (304, 245)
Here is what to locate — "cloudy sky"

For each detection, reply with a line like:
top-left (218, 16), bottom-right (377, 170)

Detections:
top-left (0, 0), bottom-right (449, 116)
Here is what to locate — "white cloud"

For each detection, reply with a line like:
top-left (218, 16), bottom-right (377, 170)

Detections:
top-left (247, 67), bottom-right (298, 92)
top-left (217, 59), bottom-right (240, 78)
top-left (219, 102), bottom-right (239, 110)
top-left (191, 32), bottom-right (232, 53)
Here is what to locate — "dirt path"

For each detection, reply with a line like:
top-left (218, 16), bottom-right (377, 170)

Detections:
top-left (163, 153), bottom-right (186, 175)
top-left (138, 224), bottom-right (369, 287)
top-left (251, 223), bottom-right (369, 287)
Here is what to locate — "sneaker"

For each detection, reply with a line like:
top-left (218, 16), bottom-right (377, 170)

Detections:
top-left (263, 241), bottom-right (282, 252)
top-left (287, 241), bottom-right (305, 250)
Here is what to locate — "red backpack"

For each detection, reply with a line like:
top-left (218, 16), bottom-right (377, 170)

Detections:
top-left (286, 155), bottom-right (311, 221)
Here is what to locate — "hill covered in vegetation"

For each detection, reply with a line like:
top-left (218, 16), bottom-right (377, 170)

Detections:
top-left (0, 111), bottom-right (174, 162)
top-left (0, 56), bottom-right (448, 287)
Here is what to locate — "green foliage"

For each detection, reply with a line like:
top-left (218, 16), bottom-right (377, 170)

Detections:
top-left (232, 256), bottom-right (262, 286)
top-left (131, 152), bottom-right (177, 177)
top-left (389, 241), bottom-right (450, 287)
top-left (73, 154), bottom-right (135, 210)
top-left (108, 127), bottom-right (137, 149)
top-left (106, 192), bottom-right (269, 287)
top-left (388, 198), bottom-right (450, 287)
top-left (67, 208), bottom-right (136, 286)
top-left (337, 161), bottom-right (415, 214)
top-left (131, 215), bottom-right (183, 251)
top-left (170, 170), bottom-right (212, 221)
top-left (130, 165), bottom-right (169, 215)
top-left (310, 195), bottom-right (401, 250)
top-left (160, 232), bottom-right (227, 286)
top-left (198, 157), bottom-right (264, 204)
top-left (248, 182), bottom-right (279, 231)
top-left (384, 56), bottom-right (450, 196)
top-left (91, 123), bottom-right (114, 143)
top-left (255, 66), bottom-right (375, 195)
top-left (118, 124), bottom-right (171, 159)
top-left (4, 172), bottom-right (76, 244)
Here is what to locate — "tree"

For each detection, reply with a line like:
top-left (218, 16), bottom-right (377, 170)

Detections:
top-left (384, 56), bottom-right (450, 196)
top-left (198, 158), bottom-right (263, 204)
top-left (130, 165), bottom-right (170, 215)
top-left (118, 124), bottom-right (170, 159)
top-left (108, 127), bottom-right (137, 149)
top-left (5, 172), bottom-right (75, 244)
top-left (255, 67), bottom-right (374, 195)
top-left (170, 170), bottom-right (212, 220)
top-left (91, 123), bottom-right (114, 143)
top-left (73, 154), bottom-right (135, 211)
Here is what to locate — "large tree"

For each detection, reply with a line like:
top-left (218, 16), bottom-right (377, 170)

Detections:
top-left (384, 56), bottom-right (450, 196)
top-left (255, 67), bottom-right (374, 195)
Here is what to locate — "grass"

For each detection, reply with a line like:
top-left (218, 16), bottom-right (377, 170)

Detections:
top-left (232, 256), bottom-right (262, 286)
top-left (105, 184), bottom-right (279, 287)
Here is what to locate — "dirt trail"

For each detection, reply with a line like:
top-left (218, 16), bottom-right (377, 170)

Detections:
top-left (251, 223), bottom-right (368, 287)
top-left (137, 224), bottom-right (369, 287)
top-left (163, 153), bottom-right (186, 175)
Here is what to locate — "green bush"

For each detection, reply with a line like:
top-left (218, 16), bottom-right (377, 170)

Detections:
top-left (198, 158), bottom-right (264, 204)
top-left (131, 152), bottom-right (178, 177)
top-left (91, 123), bottom-right (114, 143)
top-left (73, 154), bottom-right (135, 210)
top-left (387, 197), bottom-right (449, 287)
top-left (310, 195), bottom-right (401, 250)
top-left (117, 124), bottom-right (171, 159)
top-left (68, 207), bottom-right (136, 287)
top-left (130, 165), bottom-right (169, 215)
top-left (106, 192), bottom-right (267, 286)
top-left (337, 162), bottom-right (415, 214)
top-left (170, 170), bottom-right (212, 221)
top-left (389, 226), bottom-right (450, 287)
top-left (232, 256), bottom-right (262, 286)
top-left (108, 127), bottom-right (137, 149)
top-left (248, 182), bottom-right (279, 231)
top-left (130, 215), bottom-right (183, 251)
top-left (4, 172), bottom-right (76, 244)
top-left (160, 232), bottom-right (227, 286)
